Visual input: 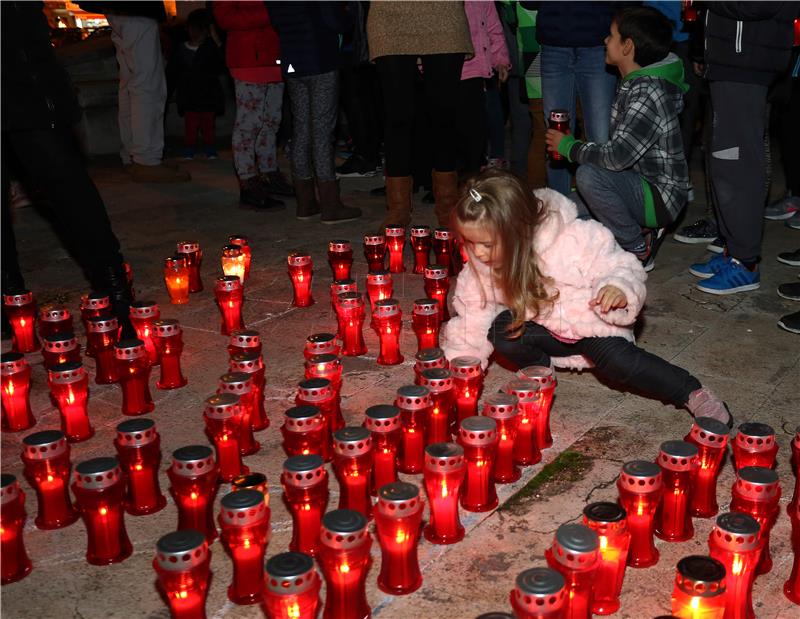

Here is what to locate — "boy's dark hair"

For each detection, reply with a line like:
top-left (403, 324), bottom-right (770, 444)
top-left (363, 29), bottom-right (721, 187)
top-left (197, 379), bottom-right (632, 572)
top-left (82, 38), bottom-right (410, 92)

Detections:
top-left (186, 8), bottom-right (210, 32)
top-left (613, 6), bottom-right (673, 67)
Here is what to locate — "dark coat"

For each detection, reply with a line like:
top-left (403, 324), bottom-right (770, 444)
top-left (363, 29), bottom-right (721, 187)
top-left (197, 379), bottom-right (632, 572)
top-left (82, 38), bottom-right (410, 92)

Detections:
top-left (166, 39), bottom-right (226, 116)
top-left (213, 0), bottom-right (281, 70)
top-left (525, 1), bottom-right (632, 48)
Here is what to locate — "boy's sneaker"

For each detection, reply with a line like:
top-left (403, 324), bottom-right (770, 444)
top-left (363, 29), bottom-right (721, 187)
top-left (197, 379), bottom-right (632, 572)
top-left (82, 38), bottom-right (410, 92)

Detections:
top-left (182, 147), bottom-right (195, 160)
top-left (778, 310), bottom-right (800, 334)
top-left (204, 146), bottom-right (218, 160)
top-left (777, 248), bottom-right (800, 267)
top-left (706, 238), bottom-right (724, 254)
top-left (673, 218), bottom-right (718, 244)
top-left (336, 154), bottom-right (379, 178)
top-left (777, 282), bottom-right (800, 301)
top-left (636, 228), bottom-right (666, 273)
top-left (787, 211), bottom-right (800, 230)
top-left (764, 194), bottom-right (800, 220)
top-left (696, 258), bottom-right (760, 295)
top-left (689, 253), bottom-right (730, 279)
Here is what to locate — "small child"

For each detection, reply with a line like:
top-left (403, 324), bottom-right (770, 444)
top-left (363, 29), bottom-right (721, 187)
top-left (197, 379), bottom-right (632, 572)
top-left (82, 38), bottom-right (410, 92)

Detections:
top-left (442, 169), bottom-right (731, 427)
top-left (545, 6), bottom-right (690, 272)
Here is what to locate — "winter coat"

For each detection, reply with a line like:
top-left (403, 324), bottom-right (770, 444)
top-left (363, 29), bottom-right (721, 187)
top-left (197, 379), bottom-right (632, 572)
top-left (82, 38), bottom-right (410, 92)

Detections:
top-left (462, 1), bottom-right (510, 80)
top-left (525, 1), bottom-right (626, 48)
top-left (166, 39), bottom-right (225, 116)
top-left (442, 188), bottom-right (647, 371)
top-left (213, 1), bottom-right (281, 71)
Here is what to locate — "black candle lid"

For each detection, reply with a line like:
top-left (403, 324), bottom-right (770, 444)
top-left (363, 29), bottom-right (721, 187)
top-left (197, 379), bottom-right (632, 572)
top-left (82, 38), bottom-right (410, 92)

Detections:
top-left (1, 473), bottom-right (20, 504)
top-left (333, 426), bottom-right (372, 457)
top-left (675, 556), bottom-right (726, 597)
top-left (74, 456), bottom-right (122, 490)
top-left (156, 530), bottom-right (208, 571)
top-left (555, 523), bottom-right (598, 554)
top-left (22, 429), bottom-right (68, 460)
top-left (459, 416), bottom-right (498, 446)
top-left (583, 501), bottom-right (626, 524)
top-left (219, 489), bottom-right (268, 526)
top-left (515, 566), bottom-right (565, 596)
top-left (321, 509), bottom-right (369, 550)
top-left (425, 442), bottom-right (465, 473)
top-left (265, 552), bottom-right (317, 595)
top-left (396, 384), bottom-right (431, 410)
top-left (116, 417), bottom-right (158, 447)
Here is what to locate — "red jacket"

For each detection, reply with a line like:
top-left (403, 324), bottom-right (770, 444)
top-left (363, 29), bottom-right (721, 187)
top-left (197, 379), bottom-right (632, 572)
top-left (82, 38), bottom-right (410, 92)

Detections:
top-left (213, 1), bottom-right (280, 70)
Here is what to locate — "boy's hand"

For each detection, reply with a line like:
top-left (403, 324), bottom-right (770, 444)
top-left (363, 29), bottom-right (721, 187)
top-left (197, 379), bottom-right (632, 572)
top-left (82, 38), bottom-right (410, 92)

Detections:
top-left (545, 128), bottom-right (566, 154)
top-left (590, 285), bottom-right (628, 313)
top-left (497, 65), bottom-right (509, 83)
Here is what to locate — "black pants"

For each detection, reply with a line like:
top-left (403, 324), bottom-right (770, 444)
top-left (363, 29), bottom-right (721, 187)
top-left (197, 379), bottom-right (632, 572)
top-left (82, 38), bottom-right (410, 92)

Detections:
top-left (339, 57), bottom-right (382, 164)
top-left (778, 77), bottom-right (800, 196)
top-left (488, 310), bottom-right (701, 407)
top-left (376, 53), bottom-right (464, 177)
top-left (456, 77), bottom-right (488, 176)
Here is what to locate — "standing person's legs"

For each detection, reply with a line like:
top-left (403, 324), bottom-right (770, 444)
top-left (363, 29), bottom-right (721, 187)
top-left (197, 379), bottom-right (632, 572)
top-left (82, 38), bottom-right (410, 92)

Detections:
top-left (197, 112), bottom-right (215, 149)
top-left (457, 77), bottom-right (489, 177)
top-left (255, 83), bottom-right (285, 175)
top-left (307, 71), bottom-right (339, 183)
top-left (540, 45), bottom-right (577, 196)
top-left (1, 152), bottom-right (24, 292)
top-left (527, 98), bottom-right (548, 187)
top-left (781, 78), bottom-right (800, 197)
top-left (108, 16), bottom-right (133, 166)
top-left (574, 45), bottom-right (616, 144)
top-left (184, 112), bottom-right (199, 148)
top-left (485, 78), bottom-right (505, 162)
top-left (286, 77), bottom-right (314, 181)
top-left (674, 40), bottom-right (702, 160)
top-left (507, 76), bottom-right (532, 179)
top-left (375, 55), bottom-right (417, 177)
top-left (232, 80), bottom-right (265, 181)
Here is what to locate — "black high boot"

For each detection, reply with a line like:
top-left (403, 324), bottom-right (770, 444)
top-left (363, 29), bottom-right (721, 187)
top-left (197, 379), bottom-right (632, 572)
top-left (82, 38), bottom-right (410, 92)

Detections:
top-left (91, 262), bottom-right (135, 339)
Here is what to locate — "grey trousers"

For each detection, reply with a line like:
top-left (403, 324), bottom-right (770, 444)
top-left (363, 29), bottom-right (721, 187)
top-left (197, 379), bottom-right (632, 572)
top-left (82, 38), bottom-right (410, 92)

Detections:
top-left (286, 71), bottom-right (338, 181)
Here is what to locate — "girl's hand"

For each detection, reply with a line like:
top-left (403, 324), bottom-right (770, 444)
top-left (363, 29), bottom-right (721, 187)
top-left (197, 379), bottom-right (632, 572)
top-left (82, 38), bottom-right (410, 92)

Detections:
top-left (497, 65), bottom-right (510, 83)
top-left (545, 128), bottom-right (565, 154)
top-left (590, 285), bottom-right (628, 313)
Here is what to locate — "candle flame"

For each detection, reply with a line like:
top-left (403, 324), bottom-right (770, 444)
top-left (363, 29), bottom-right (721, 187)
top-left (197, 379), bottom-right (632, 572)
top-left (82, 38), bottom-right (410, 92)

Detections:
top-left (66, 390), bottom-right (75, 405)
top-left (5, 382), bottom-right (13, 396)
top-left (243, 538), bottom-right (251, 549)
top-left (395, 529), bottom-right (408, 544)
top-left (47, 475), bottom-right (54, 483)
top-left (600, 535), bottom-right (608, 551)
top-left (99, 507), bottom-right (108, 516)
top-left (134, 464), bottom-right (143, 471)
top-left (339, 562), bottom-right (350, 574)
top-left (732, 554), bottom-right (744, 575)
top-left (190, 492), bottom-right (198, 501)
top-left (302, 449), bottom-right (310, 455)
top-left (19, 318), bottom-right (26, 327)
top-left (174, 590), bottom-right (188, 600)
top-left (288, 603), bottom-right (300, 619)
top-left (441, 480), bottom-right (448, 498)
top-left (302, 503), bottom-right (311, 511)
top-left (691, 596), bottom-right (700, 610)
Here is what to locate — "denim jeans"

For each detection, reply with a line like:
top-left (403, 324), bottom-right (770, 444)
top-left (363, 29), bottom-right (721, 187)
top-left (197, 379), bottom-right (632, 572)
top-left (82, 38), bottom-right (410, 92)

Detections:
top-left (540, 45), bottom-right (617, 196)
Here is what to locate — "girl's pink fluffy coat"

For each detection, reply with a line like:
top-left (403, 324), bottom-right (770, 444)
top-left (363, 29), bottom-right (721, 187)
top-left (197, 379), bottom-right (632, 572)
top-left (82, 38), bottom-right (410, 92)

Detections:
top-left (461, 0), bottom-right (510, 80)
top-left (442, 188), bottom-right (648, 370)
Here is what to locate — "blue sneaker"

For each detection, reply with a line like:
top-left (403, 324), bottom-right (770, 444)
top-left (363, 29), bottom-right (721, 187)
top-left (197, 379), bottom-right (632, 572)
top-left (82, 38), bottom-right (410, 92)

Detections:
top-left (204, 146), bottom-right (218, 160)
top-left (689, 253), bottom-right (730, 279)
top-left (182, 147), bottom-right (195, 160)
top-left (696, 258), bottom-right (760, 295)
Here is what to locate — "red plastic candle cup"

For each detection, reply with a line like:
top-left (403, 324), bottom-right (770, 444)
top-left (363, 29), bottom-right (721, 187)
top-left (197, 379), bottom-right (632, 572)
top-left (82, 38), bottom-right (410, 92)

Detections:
top-left (792, 426), bottom-right (800, 515)
top-left (582, 502), bottom-right (631, 615)
top-left (232, 473), bottom-right (269, 505)
top-left (330, 279), bottom-right (357, 320)
top-left (153, 319), bottom-right (188, 389)
top-left (318, 509), bottom-right (372, 619)
top-left (545, 523), bottom-right (600, 619)
top-left (410, 226), bottom-right (432, 274)
top-left (451, 356), bottom-right (483, 428)
top-left (655, 440), bottom-right (699, 542)
top-left (365, 270), bottom-right (393, 310)
top-left (295, 378), bottom-right (336, 457)
top-left (219, 372), bottom-right (260, 456)
top-left (336, 292), bottom-right (367, 356)
top-left (683, 0), bottom-right (698, 23)
top-left (458, 416), bottom-right (499, 512)
top-left (419, 368), bottom-right (455, 445)
top-left (396, 385), bottom-right (432, 474)
top-left (363, 234), bottom-right (387, 272)
top-left (80, 292), bottom-right (110, 351)
top-left (482, 392), bottom-right (521, 484)
top-left (785, 500), bottom-right (800, 604)
top-left (732, 422), bottom-right (778, 471)
top-left (333, 426), bottom-right (374, 518)
top-left (264, 552), bottom-right (321, 619)
top-left (282, 405), bottom-right (329, 461)
top-left (4, 290), bottom-right (39, 353)
top-left (375, 481), bottom-right (424, 594)
top-left (730, 466), bottom-right (780, 575)
top-left (327, 240), bottom-right (353, 281)
top-left (129, 300), bottom-right (160, 365)
top-left (229, 234), bottom-right (252, 281)
top-left (229, 329), bottom-right (262, 358)
top-left (304, 332), bottom-right (340, 361)
top-left (215, 276), bottom-right (245, 336)
top-left (20, 430), bottom-right (79, 529)
top-left (364, 404), bottom-right (402, 495)
top-left (221, 245), bottom-right (246, 284)
top-left (1, 474), bottom-right (33, 584)
top-left (423, 265), bottom-right (451, 322)
top-left (86, 317), bottom-right (120, 383)
top-left (71, 456), bottom-right (133, 565)
top-left (412, 298), bottom-right (440, 353)
top-left (176, 241), bottom-right (204, 293)
top-left (305, 353), bottom-right (344, 433)
top-left (38, 305), bottom-right (73, 340)
top-left (154, 530), bottom-right (212, 619)
top-left (423, 442), bottom-right (465, 544)
top-left (384, 225), bottom-right (406, 273)
top-left (413, 347), bottom-right (447, 384)
top-left (168, 446), bottom-right (220, 543)
top-left (1, 353), bottom-right (36, 432)
top-left (510, 567), bottom-right (567, 619)
top-left (164, 256), bottom-right (191, 304)
top-left (516, 365), bottom-right (556, 448)
top-left (708, 512), bottom-right (762, 619)
top-left (115, 339), bottom-right (155, 415)
top-left (617, 460), bottom-right (663, 568)
top-left (48, 362), bottom-right (94, 442)
top-left (288, 251), bottom-right (314, 308)
top-left (204, 393), bottom-right (249, 482)
top-left (372, 298), bottom-right (403, 366)
top-left (230, 353), bottom-right (268, 430)
top-left (281, 454), bottom-right (329, 557)
top-left (505, 378), bottom-right (542, 466)
top-left (125, 262), bottom-right (135, 297)
top-left (219, 489), bottom-right (271, 605)
top-left (685, 417), bottom-right (730, 519)
top-left (671, 555), bottom-right (727, 619)
top-left (42, 331), bottom-right (82, 370)
top-left (114, 418), bottom-right (166, 515)
top-left (432, 228), bottom-right (454, 274)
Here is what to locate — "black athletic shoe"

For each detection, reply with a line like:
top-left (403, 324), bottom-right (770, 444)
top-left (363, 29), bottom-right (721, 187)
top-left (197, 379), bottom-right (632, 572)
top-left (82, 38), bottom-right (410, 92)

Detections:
top-left (673, 218), bottom-right (718, 244)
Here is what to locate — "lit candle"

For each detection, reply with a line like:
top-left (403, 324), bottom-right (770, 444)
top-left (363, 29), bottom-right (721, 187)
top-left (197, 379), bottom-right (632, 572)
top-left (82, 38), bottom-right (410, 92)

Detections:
top-left (228, 329), bottom-right (262, 358)
top-left (364, 404), bottom-right (402, 495)
top-left (168, 446), bottom-right (220, 543)
top-left (231, 473), bottom-right (269, 507)
top-left (482, 392), bottom-right (521, 484)
top-left (685, 417), bottom-right (730, 519)
top-left (372, 298), bottom-right (403, 366)
top-left (655, 440), bottom-right (699, 542)
top-left (229, 234), bottom-right (252, 281)
top-left (80, 292), bottom-right (110, 353)
top-left (328, 240), bottom-right (354, 281)
top-left (281, 455), bottom-right (329, 557)
top-left (153, 319), bottom-right (188, 389)
top-left (114, 418), bottom-right (167, 515)
top-left (582, 502), bottom-right (631, 615)
top-left (336, 292), bottom-right (367, 357)
top-left (423, 265), bottom-right (450, 322)
top-left (332, 426), bottom-right (374, 518)
top-left (47, 362), bottom-right (94, 442)
top-left (375, 481), bottom-right (424, 594)
top-left (505, 378), bottom-right (542, 466)
top-left (1, 353), bottom-right (36, 432)
top-left (304, 332), bottom-right (340, 361)
top-left (20, 430), bottom-right (79, 529)
top-left (412, 298), bottom-right (440, 353)
top-left (708, 512), bottom-right (762, 619)
top-left (363, 234), bottom-right (387, 272)
top-left (281, 405), bottom-right (329, 461)
top-left (41, 331), bottom-right (82, 370)
top-left (163, 256), bottom-right (190, 304)
top-left (423, 442), bottom-right (466, 544)
top-left (451, 356), bottom-right (483, 427)
top-left (229, 352), bottom-right (268, 430)
top-left (396, 385), bottom-right (432, 475)
top-left (204, 393), bottom-right (249, 482)
top-left (433, 228), bottom-right (456, 275)
top-left (86, 317), bottom-right (120, 384)
top-left (288, 251), bottom-right (314, 307)
top-left (617, 460), bottom-right (663, 568)
top-left (38, 305), bottom-right (73, 340)
top-left (410, 225), bottom-right (432, 274)
top-left (218, 372), bottom-right (260, 456)
top-left (730, 466), bottom-right (780, 575)
top-left (214, 276), bottom-right (245, 336)
top-left (785, 500), bottom-right (800, 604)
top-left (331, 279), bottom-right (357, 323)
top-left (683, 0), bottom-right (698, 23)
top-left (732, 422), bottom-right (778, 471)
top-left (176, 241), bottom-right (204, 293)
top-left (0, 474), bottom-right (33, 584)
top-left (295, 378), bottom-right (336, 457)
top-left (304, 353), bottom-right (345, 433)
top-left (414, 347), bottom-right (447, 384)
top-left (670, 555), bottom-right (726, 619)
top-left (385, 225), bottom-right (406, 273)
top-left (419, 367), bottom-right (455, 445)
top-left (365, 270), bottom-right (393, 311)
top-left (263, 552), bottom-right (321, 619)
top-left (791, 426), bottom-right (800, 515)
top-left (458, 416), bottom-right (499, 512)
top-left (544, 524), bottom-right (600, 618)
top-left (115, 339), bottom-right (155, 415)
top-left (509, 567), bottom-right (567, 619)
top-left (221, 244), bottom-right (246, 284)
top-left (3, 290), bottom-right (39, 353)
top-left (516, 365), bottom-right (557, 448)
top-left (153, 530), bottom-right (212, 619)
top-left (129, 301), bottom-right (160, 365)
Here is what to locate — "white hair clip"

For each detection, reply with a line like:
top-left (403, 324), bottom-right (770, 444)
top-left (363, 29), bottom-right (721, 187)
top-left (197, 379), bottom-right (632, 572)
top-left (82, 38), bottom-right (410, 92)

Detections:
top-left (469, 188), bottom-right (482, 202)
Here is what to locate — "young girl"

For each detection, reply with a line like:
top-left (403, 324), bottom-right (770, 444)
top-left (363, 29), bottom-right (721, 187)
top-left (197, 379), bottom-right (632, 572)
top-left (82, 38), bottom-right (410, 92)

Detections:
top-left (442, 169), bottom-right (731, 426)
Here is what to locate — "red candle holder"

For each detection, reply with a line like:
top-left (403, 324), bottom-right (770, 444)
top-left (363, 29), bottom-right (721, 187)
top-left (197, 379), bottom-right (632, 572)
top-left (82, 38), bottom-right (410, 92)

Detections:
top-left (86, 317), bottom-right (120, 383)
top-left (482, 392), bottom-right (520, 483)
top-left (375, 481), bottom-right (424, 595)
top-left (582, 502), bottom-right (631, 615)
top-left (423, 265), bottom-right (451, 322)
top-left (419, 368), bottom-right (455, 445)
top-left (336, 292), bottom-right (367, 356)
top-left (363, 234), bottom-right (387, 271)
top-left (544, 523), bottom-right (600, 619)
top-left (396, 384), bottom-right (432, 474)
top-left (80, 292), bottom-right (110, 352)
top-left (655, 440), bottom-right (699, 542)
top-left (1, 474), bottom-right (33, 584)
top-left (516, 365), bottom-right (556, 448)
top-left (164, 256), bottom-right (190, 304)
top-left (318, 509), bottom-right (372, 619)
top-left (229, 234), bottom-right (252, 281)
top-left (204, 393), bottom-right (249, 482)
top-left (168, 445), bottom-right (220, 543)
top-left (264, 552), bottom-right (321, 619)
top-left (412, 298), bottom-right (440, 352)
top-left (114, 418), bottom-right (166, 515)
top-left (230, 352), bottom-right (268, 430)
top-left (671, 555), bottom-right (726, 619)
top-left (685, 417), bottom-right (730, 519)
top-left (372, 298), bottom-right (403, 366)
top-left (304, 332), bottom-right (340, 360)
top-left (3, 290), bottom-right (39, 353)
top-left (232, 472), bottom-right (269, 505)
top-left (219, 489), bottom-right (270, 605)
top-left (281, 454), bottom-right (329, 557)
top-left (328, 240), bottom-right (353, 281)
top-left (458, 416), bottom-right (498, 512)
top-left (364, 404), bottom-right (402, 495)
top-left (305, 353), bottom-right (344, 433)
top-left (229, 329), bottom-right (262, 358)
top-left (219, 372), bottom-right (260, 456)
top-left (154, 530), bottom-right (211, 619)
top-left (115, 339), bottom-right (155, 415)
top-left (732, 422), bottom-right (778, 471)
top-left (451, 356), bottom-right (483, 428)
top-left (1, 353), bottom-right (35, 432)
top-left (222, 244), bottom-right (246, 284)
top-left (505, 378), bottom-right (542, 466)
top-left (433, 228), bottom-right (455, 275)
top-left (617, 460), bottom-right (663, 568)
top-left (708, 512), bottom-right (762, 619)
top-left (409, 225), bottom-right (432, 274)
top-left (129, 301), bottom-right (160, 365)
top-left (785, 500), bottom-right (800, 604)
top-left (683, 0), bottom-right (698, 23)
top-left (282, 405), bottom-right (329, 461)
top-left (20, 430), bottom-right (79, 529)
top-left (215, 276), bottom-right (245, 336)
top-left (792, 426), bottom-right (800, 515)
top-left (38, 305), bottom-right (73, 340)
top-left (730, 466), bottom-right (780, 575)
top-left (42, 331), bottom-right (82, 370)
top-left (176, 241), bottom-right (204, 293)
top-left (153, 319), bottom-right (188, 389)
top-left (332, 426), bottom-right (374, 518)
top-left (296, 378), bottom-right (336, 456)
top-left (72, 456), bottom-right (133, 565)
top-left (385, 225), bottom-right (406, 273)
top-left (510, 567), bottom-right (567, 619)
top-left (331, 279), bottom-right (357, 321)
top-left (48, 362), bottom-right (94, 442)
top-left (288, 251), bottom-right (314, 308)
top-left (365, 270), bottom-right (393, 310)
top-left (414, 347), bottom-right (447, 384)
top-left (423, 442), bottom-right (465, 544)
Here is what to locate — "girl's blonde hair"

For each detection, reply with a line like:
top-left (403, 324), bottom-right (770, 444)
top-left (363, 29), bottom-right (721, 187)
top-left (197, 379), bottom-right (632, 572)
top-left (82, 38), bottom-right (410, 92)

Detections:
top-left (452, 169), bottom-right (557, 339)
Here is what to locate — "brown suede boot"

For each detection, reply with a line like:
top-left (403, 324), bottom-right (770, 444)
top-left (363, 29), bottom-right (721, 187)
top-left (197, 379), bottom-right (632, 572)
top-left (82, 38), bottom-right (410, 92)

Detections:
top-left (294, 177), bottom-right (320, 220)
top-left (380, 175), bottom-right (413, 230)
top-left (432, 170), bottom-right (459, 227)
top-left (318, 180), bottom-right (362, 224)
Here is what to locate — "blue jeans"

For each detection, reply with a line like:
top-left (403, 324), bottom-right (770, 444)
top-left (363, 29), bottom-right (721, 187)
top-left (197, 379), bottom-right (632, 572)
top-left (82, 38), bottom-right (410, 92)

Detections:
top-left (540, 45), bottom-right (617, 196)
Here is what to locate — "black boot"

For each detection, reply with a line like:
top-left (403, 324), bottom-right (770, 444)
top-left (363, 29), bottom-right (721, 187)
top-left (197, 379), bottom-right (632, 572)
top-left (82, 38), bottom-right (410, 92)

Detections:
top-left (240, 177), bottom-right (285, 211)
top-left (92, 263), bottom-right (135, 339)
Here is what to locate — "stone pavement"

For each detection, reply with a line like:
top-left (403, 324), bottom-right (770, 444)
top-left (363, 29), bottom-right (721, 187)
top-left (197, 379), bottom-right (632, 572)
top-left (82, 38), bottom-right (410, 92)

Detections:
top-left (2, 151), bottom-right (798, 619)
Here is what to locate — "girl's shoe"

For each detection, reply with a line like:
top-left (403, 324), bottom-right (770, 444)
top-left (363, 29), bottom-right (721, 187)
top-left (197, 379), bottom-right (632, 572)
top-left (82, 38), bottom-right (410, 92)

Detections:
top-left (182, 147), bottom-right (195, 160)
top-left (204, 146), bottom-right (218, 160)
